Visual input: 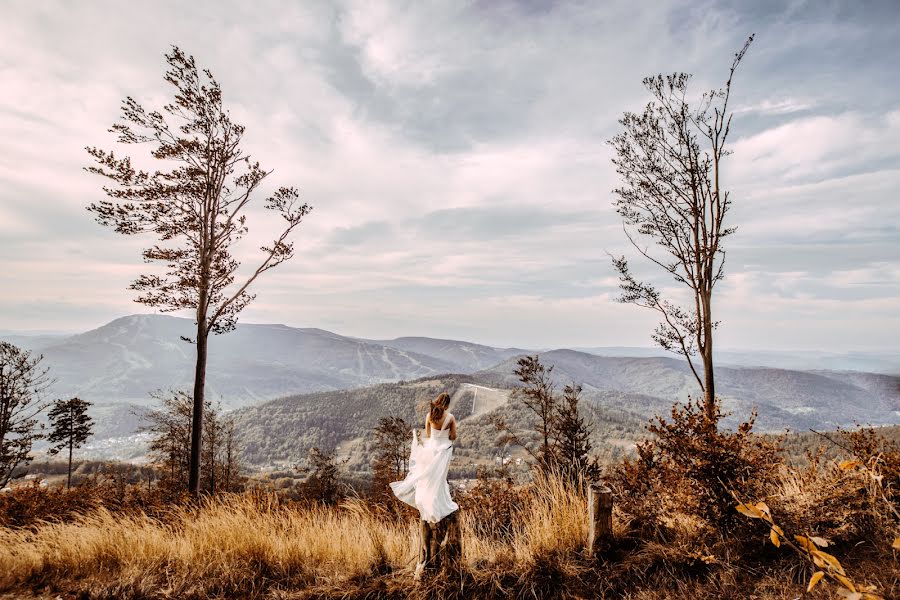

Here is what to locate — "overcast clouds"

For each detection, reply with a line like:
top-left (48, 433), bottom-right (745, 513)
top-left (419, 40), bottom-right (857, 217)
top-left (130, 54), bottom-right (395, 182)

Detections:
top-left (1, 0), bottom-right (898, 350)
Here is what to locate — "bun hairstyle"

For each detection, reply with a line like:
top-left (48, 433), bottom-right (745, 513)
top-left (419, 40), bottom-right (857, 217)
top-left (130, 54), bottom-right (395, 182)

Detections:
top-left (429, 392), bottom-right (451, 425)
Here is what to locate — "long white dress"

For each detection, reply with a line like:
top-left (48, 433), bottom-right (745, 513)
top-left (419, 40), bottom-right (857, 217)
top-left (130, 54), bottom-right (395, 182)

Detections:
top-left (390, 412), bottom-right (459, 523)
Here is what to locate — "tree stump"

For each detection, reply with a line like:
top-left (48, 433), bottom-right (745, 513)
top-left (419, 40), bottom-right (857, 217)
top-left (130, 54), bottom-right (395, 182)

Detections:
top-left (587, 483), bottom-right (613, 555)
top-left (417, 511), bottom-right (461, 577)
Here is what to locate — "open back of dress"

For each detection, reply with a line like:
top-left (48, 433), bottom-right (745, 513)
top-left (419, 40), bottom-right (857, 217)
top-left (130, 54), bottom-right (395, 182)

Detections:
top-left (389, 412), bottom-right (459, 523)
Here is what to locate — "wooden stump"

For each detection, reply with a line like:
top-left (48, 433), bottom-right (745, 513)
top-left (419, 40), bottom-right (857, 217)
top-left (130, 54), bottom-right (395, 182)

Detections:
top-left (417, 511), bottom-right (461, 577)
top-left (587, 483), bottom-right (613, 555)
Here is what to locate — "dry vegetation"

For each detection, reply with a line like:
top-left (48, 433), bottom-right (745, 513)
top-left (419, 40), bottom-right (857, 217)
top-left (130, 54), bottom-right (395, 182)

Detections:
top-left (1, 420), bottom-right (897, 599)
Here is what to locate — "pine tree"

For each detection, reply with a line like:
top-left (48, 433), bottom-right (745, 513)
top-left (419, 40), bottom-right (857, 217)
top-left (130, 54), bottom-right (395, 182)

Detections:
top-left (301, 447), bottom-right (344, 505)
top-left (552, 384), bottom-right (600, 486)
top-left (46, 397), bottom-right (94, 488)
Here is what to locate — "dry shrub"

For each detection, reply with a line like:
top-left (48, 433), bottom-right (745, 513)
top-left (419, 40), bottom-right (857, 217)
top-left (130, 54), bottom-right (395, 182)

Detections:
top-left (457, 467), bottom-right (526, 542)
top-left (611, 397), bottom-right (782, 536)
top-left (772, 427), bottom-right (899, 549)
top-left (0, 475), bottom-right (185, 528)
top-left (2, 426), bottom-right (896, 599)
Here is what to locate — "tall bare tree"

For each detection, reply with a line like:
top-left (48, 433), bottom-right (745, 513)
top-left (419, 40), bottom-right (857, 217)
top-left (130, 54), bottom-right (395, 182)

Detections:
top-left (85, 47), bottom-right (312, 495)
top-left (0, 342), bottom-right (51, 487)
top-left (47, 397), bottom-right (94, 489)
top-left (609, 36), bottom-right (754, 423)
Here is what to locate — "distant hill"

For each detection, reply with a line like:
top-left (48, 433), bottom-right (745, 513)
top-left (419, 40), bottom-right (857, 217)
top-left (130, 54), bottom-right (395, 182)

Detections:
top-left (2, 314), bottom-right (897, 459)
top-left (372, 336), bottom-right (526, 371)
top-left (235, 374), bottom-right (649, 473)
top-left (477, 350), bottom-right (900, 431)
top-left (577, 346), bottom-right (900, 374)
top-left (6, 314), bottom-right (458, 411)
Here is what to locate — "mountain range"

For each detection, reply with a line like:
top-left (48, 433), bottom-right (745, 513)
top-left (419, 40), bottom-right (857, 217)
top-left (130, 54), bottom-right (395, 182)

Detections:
top-left (1, 314), bottom-right (897, 461)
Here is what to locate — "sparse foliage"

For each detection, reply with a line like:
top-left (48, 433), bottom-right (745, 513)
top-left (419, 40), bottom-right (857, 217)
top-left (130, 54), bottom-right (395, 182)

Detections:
top-left (46, 397), bottom-right (94, 489)
top-left (552, 384), bottom-right (601, 485)
top-left (85, 46), bottom-right (312, 495)
top-left (609, 36), bottom-right (754, 422)
top-left (299, 447), bottom-right (345, 505)
top-left (735, 494), bottom-right (885, 598)
top-left (495, 356), bottom-right (600, 485)
top-left (0, 342), bottom-right (51, 488)
top-left (140, 391), bottom-right (241, 495)
top-left (612, 397), bottom-right (781, 530)
top-left (371, 416), bottom-right (411, 503)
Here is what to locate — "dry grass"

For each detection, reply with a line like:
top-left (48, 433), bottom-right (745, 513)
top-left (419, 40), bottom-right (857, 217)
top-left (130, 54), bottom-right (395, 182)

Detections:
top-left (0, 476), bottom-right (591, 599)
top-left (1, 462), bottom-right (896, 599)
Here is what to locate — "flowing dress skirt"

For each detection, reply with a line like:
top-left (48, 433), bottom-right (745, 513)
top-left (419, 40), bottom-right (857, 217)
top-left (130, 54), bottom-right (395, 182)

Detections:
top-left (390, 430), bottom-right (459, 523)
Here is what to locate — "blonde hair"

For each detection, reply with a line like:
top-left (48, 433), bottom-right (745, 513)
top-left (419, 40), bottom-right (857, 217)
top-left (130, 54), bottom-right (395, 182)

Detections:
top-left (429, 392), bottom-right (451, 425)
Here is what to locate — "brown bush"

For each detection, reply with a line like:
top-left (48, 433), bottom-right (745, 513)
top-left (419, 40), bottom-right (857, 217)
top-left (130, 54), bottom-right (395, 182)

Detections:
top-left (457, 466), bottom-right (527, 542)
top-left (0, 474), bottom-right (188, 528)
top-left (610, 397), bottom-right (783, 536)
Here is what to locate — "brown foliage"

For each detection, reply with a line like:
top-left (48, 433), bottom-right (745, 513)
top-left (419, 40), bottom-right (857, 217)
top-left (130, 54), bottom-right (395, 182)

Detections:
top-left (457, 466), bottom-right (526, 542)
top-left (0, 475), bottom-right (185, 529)
top-left (610, 397), bottom-right (782, 533)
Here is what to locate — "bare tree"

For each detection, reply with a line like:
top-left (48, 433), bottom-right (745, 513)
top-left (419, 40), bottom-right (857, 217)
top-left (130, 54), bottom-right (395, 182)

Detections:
top-left (0, 342), bottom-right (51, 487)
top-left (300, 447), bottom-right (345, 505)
top-left (202, 401), bottom-right (220, 493)
top-left (514, 355), bottom-right (558, 464)
top-left (609, 36), bottom-right (754, 423)
top-left (85, 47), bottom-right (312, 495)
top-left (140, 390), bottom-right (193, 492)
top-left (47, 397), bottom-right (94, 488)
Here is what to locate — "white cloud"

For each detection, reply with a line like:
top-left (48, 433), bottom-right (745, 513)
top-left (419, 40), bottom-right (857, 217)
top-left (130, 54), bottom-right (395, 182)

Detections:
top-left (0, 0), bottom-right (897, 352)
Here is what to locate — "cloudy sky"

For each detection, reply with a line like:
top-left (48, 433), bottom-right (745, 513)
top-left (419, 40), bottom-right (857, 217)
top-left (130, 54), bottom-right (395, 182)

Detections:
top-left (1, 0), bottom-right (898, 351)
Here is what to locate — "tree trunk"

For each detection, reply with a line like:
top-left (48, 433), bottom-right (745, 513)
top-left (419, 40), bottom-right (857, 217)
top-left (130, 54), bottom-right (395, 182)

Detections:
top-left (702, 297), bottom-right (716, 424)
top-left (67, 436), bottom-right (73, 489)
top-left (188, 318), bottom-right (207, 497)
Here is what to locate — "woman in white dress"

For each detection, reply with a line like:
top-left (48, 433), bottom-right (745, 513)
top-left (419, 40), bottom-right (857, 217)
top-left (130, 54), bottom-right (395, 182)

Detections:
top-left (389, 392), bottom-right (459, 524)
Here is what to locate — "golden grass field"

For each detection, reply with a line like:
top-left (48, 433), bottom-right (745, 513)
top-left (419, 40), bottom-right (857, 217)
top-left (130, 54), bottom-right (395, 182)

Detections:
top-left (2, 422), bottom-right (898, 600)
top-left (0, 476), bottom-right (596, 599)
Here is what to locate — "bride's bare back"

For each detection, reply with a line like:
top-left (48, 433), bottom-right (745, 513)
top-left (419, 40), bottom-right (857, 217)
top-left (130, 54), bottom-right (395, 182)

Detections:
top-left (426, 412), bottom-right (457, 441)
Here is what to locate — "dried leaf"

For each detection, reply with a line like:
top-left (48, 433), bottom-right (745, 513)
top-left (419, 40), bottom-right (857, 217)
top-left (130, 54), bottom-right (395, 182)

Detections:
top-left (736, 502), bottom-right (762, 519)
top-left (834, 573), bottom-right (857, 593)
top-left (813, 549), bottom-right (846, 575)
top-left (839, 459), bottom-right (860, 470)
top-left (755, 501), bottom-right (771, 518)
top-left (810, 536), bottom-right (831, 548)
top-left (794, 535), bottom-right (815, 552)
top-left (893, 537), bottom-right (900, 550)
top-left (807, 571), bottom-right (825, 592)
top-left (769, 528), bottom-right (780, 547)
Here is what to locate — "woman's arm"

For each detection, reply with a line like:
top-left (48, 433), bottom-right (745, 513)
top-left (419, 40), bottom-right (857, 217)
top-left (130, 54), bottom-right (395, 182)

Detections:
top-left (448, 416), bottom-right (457, 442)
